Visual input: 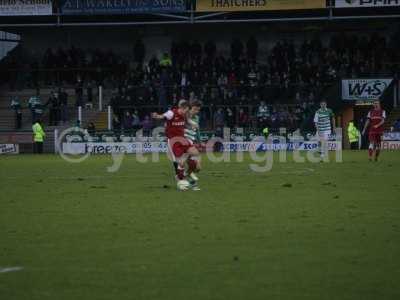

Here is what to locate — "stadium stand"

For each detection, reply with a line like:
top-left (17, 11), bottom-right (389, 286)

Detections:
top-left (1, 29), bottom-right (399, 138)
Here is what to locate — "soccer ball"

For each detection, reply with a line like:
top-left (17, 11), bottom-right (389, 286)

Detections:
top-left (177, 180), bottom-right (190, 191)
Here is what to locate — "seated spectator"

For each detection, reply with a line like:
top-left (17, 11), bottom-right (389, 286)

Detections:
top-left (393, 118), bottom-right (400, 131)
top-left (238, 108), bottom-right (249, 128)
top-left (141, 115), bottom-right (153, 136)
top-left (226, 107), bottom-right (235, 128)
top-left (86, 122), bottom-right (96, 136)
top-left (132, 110), bottom-right (141, 130)
top-left (257, 101), bottom-right (269, 128)
top-left (112, 115), bottom-right (121, 135)
top-left (123, 111), bottom-right (133, 132)
top-left (214, 108), bottom-right (225, 136)
top-left (8, 34), bottom-right (400, 135)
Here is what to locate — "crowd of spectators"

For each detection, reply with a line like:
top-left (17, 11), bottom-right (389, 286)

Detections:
top-left (3, 32), bottom-right (400, 132)
top-left (10, 88), bottom-right (70, 128)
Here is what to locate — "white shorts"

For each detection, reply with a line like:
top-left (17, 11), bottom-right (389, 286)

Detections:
top-left (318, 131), bottom-right (331, 141)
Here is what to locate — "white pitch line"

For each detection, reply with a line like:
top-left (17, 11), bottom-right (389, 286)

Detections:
top-left (0, 267), bottom-right (23, 273)
top-left (280, 168), bottom-right (315, 175)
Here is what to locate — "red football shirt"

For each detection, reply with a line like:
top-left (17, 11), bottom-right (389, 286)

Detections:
top-left (367, 108), bottom-right (386, 134)
top-left (164, 108), bottom-right (186, 139)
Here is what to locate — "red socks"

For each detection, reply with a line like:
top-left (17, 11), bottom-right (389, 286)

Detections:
top-left (375, 149), bottom-right (380, 160)
top-left (177, 166), bottom-right (185, 180)
top-left (187, 158), bottom-right (197, 174)
top-left (368, 148), bottom-right (373, 159)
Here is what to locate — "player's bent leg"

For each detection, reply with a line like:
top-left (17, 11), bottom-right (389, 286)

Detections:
top-left (173, 161), bottom-right (178, 175)
top-left (187, 146), bottom-right (201, 180)
top-left (176, 156), bottom-right (190, 191)
top-left (187, 146), bottom-right (199, 157)
top-left (176, 154), bottom-right (189, 179)
top-left (193, 156), bottom-right (201, 172)
top-left (167, 139), bottom-right (179, 175)
top-left (368, 143), bottom-right (374, 161)
top-left (368, 133), bottom-right (376, 161)
top-left (375, 144), bottom-right (380, 161)
top-left (187, 157), bottom-right (200, 182)
top-left (374, 134), bottom-right (382, 161)
top-left (319, 132), bottom-right (329, 162)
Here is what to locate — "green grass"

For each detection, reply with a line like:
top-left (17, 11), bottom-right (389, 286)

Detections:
top-left (0, 151), bottom-right (400, 300)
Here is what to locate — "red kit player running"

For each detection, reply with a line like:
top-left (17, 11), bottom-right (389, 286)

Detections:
top-left (362, 100), bottom-right (386, 162)
top-left (152, 99), bottom-right (199, 190)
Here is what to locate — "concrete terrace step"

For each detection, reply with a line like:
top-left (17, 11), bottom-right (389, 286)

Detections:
top-left (93, 112), bottom-right (109, 130)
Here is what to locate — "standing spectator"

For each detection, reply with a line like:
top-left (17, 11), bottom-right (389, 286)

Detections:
top-left (75, 75), bottom-right (83, 107)
top-left (141, 115), bottom-right (153, 136)
top-left (46, 91), bottom-right (60, 126)
top-left (247, 36), bottom-right (258, 62)
top-left (393, 118), bottom-right (400, 131)
top-left (204, 40), bottom-right (216, 58)
top-left (34, 99), bottom-right (44, 122)
top-left (28, 89), bottom-right (41, 122)
top-left (238, 108), bottom-right (249, 128)
top-left (32, 119), bottom-right (45, 154)
top-left (11, 96), bottom-right (22, 129)
top-left (112, 115), bottom-right (121, 135)
top-left (86, 122), bottom-right (96, 136)
top-left (226, 107), bottom-right (235, 128)
top-left (159, 85), bottom-right (167, 110)
top-left (231, 38), bottom-right (243, 62)
top-left (257, 101), bottom-right (270, 129)
top-left (191, 40), bottom-right (202, 59)
top-left (214, 108), bottom-right (225, 136)
top-left (134, 39), bottom-right (145, 65)
top-left (123, 111), bottom-right (133, 133)
top-left (160, 53), bottom-right (172, 68)
top-left (132, 110), bottom-right (141, 131)
top-left (59, 87), bottom-right (68, 124)
top-left (86, 82), bottom-right (93, 109)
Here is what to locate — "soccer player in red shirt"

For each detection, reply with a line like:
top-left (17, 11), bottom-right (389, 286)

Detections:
top-left (152, 99), bottom-right (199, 190)
top-left (362, 100), bottom-right (386, 161)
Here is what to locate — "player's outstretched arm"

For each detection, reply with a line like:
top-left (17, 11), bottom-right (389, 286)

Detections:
top-left (152, 110), bottom-right (174, 121)
top-left (313, 112), bottom-right (319, 135)
top-left (362, 119), bottom-right (370, 135)
top-left (152, 112), bottom-right (165, 120)
top-left (331, 114), bottom-right (336, 131)
top-left (187, 118), bottom-right (199, 129)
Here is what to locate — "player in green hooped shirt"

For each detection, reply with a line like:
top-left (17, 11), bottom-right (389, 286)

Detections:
top-left (184, 100), bottom-right (202, 190)
top-left (313, 100), bottom-right (335, 160)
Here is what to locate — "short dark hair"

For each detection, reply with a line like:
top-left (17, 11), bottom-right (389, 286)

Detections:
top-left (190, 100), bottom-right (203, 108)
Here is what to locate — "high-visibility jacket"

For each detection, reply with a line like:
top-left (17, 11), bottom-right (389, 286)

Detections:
top-left (32, 122), bottom-right (45, 142)
top-left (262, 127), bottom-right (269, 137)
top-left (160, 57), bottom-right (172, 67)
top-left (347, 122), bottom-right (359, 143)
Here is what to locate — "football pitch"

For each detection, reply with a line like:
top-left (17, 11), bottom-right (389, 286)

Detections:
top-left (1, 151), bottom-right (399, 300)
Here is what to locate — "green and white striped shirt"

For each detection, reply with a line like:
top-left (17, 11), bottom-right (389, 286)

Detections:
top-left (185, 115), bottom-right (200, 143)
top-left (314, 108), bottom-right (334, 133)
